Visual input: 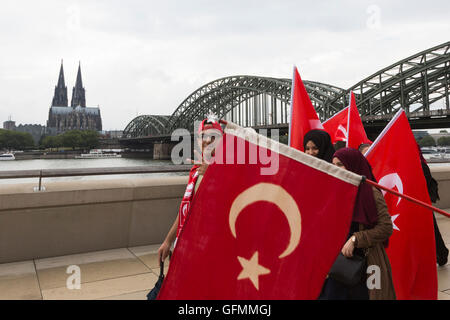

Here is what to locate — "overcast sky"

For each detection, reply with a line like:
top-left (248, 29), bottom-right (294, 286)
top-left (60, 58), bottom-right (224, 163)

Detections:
top-left (0, 0), bottom-right (449, 131)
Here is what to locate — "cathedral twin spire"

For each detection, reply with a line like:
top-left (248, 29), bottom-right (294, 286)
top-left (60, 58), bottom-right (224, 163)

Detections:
top-left (52, 60), bottom-right (68, 107)
top-left (51, 60), bottom-right (86, 108)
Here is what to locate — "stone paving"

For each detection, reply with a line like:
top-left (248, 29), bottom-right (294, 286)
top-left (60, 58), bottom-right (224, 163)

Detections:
top-left (0, 213), bottom-right (449, 300)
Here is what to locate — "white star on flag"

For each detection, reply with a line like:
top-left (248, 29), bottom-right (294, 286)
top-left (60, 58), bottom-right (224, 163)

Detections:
top-left (391, 214), bottom-right (400, 231)
top-left (237, 251), bottom-right (270, 290)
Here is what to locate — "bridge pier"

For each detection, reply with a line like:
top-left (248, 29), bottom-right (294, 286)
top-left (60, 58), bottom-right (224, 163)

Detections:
top-left (153, 142), bottom-right (174, 160)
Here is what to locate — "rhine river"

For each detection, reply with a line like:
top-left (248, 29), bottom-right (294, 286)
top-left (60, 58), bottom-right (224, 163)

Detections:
top-left (0, 158), bottom-right (189, 184)
top-left (0, 156), bottom-right (448, 185)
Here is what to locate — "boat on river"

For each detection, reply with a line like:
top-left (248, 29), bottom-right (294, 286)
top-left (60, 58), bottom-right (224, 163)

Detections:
top-left (0, 153), bottom-right (15, 160)
top-left (75, 149), bottom-right (122, 159)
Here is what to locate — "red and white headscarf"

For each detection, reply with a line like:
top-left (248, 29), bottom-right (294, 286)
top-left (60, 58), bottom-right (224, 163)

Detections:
top-left (176, 119), bottom-right (223, 239)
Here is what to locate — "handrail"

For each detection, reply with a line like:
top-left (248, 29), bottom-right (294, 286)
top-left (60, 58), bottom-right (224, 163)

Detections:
top-left (0, 165), bottom-right (193, 191)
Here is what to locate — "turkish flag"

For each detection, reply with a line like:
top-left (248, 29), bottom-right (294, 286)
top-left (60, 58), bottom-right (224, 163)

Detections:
top-left (158, 122), bottom-right (362, 299)
top-left (365, 110), bottom-right (437, 300)
top-left (347, 91), bottom-right (371, 149)
top-left (323, 107), bottom-right (349, 143)
top-left (289, 66), bottom-right (324, 151)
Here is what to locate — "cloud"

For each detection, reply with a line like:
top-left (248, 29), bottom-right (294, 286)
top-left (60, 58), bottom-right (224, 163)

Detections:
top-left (0, 0), bottom-right (449, 130)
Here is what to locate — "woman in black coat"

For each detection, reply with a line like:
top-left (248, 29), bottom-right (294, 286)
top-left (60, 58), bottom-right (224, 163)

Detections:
top-left (418, 145), bottom-right (448, 266)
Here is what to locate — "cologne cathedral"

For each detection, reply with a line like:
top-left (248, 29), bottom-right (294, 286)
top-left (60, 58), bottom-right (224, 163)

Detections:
top-left (47, 61), bottom-right (102, 135)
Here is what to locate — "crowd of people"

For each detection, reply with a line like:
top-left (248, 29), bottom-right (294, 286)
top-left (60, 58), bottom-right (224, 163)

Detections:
top-left (156, 119), bottom-right (448, 300)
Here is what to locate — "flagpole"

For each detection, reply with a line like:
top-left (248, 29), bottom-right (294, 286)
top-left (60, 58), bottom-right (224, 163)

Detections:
top-left (346, 91), bottom-right (351, 148)
top-left (364, 177), bottom-right (450, 218)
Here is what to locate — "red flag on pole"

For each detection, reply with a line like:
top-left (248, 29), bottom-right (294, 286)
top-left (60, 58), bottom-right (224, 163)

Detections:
top-left (347, 91), bottom-right (371, 149)
top-left (158, 122), bottom-right (362, 300)
top-left (365, 110), bottom-right (437, 300)
top-left (289, 66), bottom-right (324, 151)
top-left (323, 107), bottom-right (349, 144)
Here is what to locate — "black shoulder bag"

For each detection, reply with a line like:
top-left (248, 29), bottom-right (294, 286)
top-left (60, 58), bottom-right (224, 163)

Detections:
top-left (147, 260), bottom-right (165, 300)
top-left (328, 252), bottom-right (366, 287)
top-left (147, 251), bottom-right (171, 300)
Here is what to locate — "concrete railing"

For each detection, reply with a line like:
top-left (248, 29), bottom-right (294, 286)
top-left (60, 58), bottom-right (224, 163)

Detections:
top-left (430, 165), bottom-right (450, 209)
top-left (0, 176), bottom-right (188, 264)
top-left (0, 165), bottom-right (449, 264)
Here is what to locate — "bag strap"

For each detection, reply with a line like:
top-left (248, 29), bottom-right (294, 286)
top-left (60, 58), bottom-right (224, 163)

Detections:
top-left (159, 260), bottom-right (164, 277)
top-left (159, 250), bottom-right (172, 277)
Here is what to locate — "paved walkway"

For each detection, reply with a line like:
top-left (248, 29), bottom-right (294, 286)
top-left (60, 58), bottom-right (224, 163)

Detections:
top-left (0, 213), bottom-right (449, 300)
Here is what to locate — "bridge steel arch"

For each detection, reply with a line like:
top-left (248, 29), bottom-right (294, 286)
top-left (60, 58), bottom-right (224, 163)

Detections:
top-left (166, 76), bottom-right (346, 132)
top-left (123, 42), bottom-right (450, 138)
top-left (122, 115), bottom-right (170, 138)
top-left (327, 41), bottom-right (450, 118)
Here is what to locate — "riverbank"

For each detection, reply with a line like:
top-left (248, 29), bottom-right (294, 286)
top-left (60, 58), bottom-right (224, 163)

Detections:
top-left (13, 151), bottom-right (79, 160)
top-left (11, 151), bottom-right (154, 160)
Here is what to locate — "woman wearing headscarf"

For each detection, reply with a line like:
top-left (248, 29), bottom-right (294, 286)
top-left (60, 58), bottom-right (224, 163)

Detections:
top-left (417, 144), bottom-right (448, 266)
top-left (319, 147), bottom-right (396, 300)
top-left (303, 129), bottom-right (335, 162)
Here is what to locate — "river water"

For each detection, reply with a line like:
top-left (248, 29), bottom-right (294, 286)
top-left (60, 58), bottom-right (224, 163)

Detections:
top-left (0, 156), bottom-right (448, 185)
top-left (0, 158), bottom-right (189, 185)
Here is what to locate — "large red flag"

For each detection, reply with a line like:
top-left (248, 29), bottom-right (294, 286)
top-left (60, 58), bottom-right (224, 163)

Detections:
top-left (365, 110), bottom-right (437, 300)
top-left (323, 106), bottom-right (349, 143)
top-left (289, 66), bottom-right (324, 151)
top-left (347, 91), bottom-right (371, 149)
top-left (159, 122), bottom-right (362, 299)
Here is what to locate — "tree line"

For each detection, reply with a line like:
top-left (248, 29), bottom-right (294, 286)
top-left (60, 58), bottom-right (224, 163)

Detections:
top-left (417, 135), bottom-right (450, 147)
top-left (39, 130), bottom-right (100, 150)
top-left (0, 129), bottom-right (100, 151)
top-left (0, 129), bottom-right (35, 150)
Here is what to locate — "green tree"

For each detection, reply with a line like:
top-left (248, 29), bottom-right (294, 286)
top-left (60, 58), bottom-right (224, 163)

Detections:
top-left (61, 130), bottom-right (82, 150)
top-left (437, 136), bottom-right (450, 146)
top-left (418, 135), bottom-right (436, 147)
top-left (0, 129), bottom-right (34, 150)
top-left (439, 130), bottom-right (448, 133)
top-left (80, 130), bottom-right (100, 150)
top-left (39, 130), bottom-right (100, 150)
top-left (40, 135), bottom-right (62, 149)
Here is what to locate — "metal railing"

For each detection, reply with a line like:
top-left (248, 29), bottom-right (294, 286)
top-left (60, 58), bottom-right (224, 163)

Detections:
top-left (363, 109), bottom-right (450, 122)
top-left (0, 165), bottom-right (192, 191)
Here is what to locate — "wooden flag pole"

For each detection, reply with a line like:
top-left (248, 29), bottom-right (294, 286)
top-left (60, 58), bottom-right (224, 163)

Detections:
top-left (364, 177), bottom-right (450, 218)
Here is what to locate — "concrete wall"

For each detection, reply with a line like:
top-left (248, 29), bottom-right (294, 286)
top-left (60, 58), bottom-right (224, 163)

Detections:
top-left (431, 165), bottom-right (450, 209)
top-left (0, 166), bottom-right (448, 264)
top-left (0, 176), bottom-right (187, 264)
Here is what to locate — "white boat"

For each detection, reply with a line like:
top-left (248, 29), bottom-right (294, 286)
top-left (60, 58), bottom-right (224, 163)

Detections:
top-left (75, 149), bottom-right (122, 159)
top-left (0, 153), bottom-right (15, 160)
top-left (430, 153), bottom-right (450, 160)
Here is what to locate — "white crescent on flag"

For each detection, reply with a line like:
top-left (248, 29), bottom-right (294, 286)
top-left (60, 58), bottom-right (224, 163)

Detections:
top-left (378, 173), bottom-right (404, 206)
top-left (338, 124), bottom-right (348, 141)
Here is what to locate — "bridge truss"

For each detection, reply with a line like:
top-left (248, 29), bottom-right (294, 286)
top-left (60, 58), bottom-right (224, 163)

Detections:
top-left (123, 41), bottom-right (450, 137)
top-left (122, 115), bottom-right (170, 138)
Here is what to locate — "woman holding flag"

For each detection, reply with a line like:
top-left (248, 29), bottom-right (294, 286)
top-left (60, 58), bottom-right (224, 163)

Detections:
top-left (320, 147), bottom-right (396, 300)
top-left (157, 118), bottom-right (224, 263)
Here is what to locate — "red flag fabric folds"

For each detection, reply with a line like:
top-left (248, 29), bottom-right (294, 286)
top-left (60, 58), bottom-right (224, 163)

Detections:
top-left (159, 122), bottom-right (362, 300)
top-left (323, 107), bottom-right (349, 144)
top-left (322, 92), bottom-right (371, 148)
top-left (347, 92), bottom-right (371, 149)
top-left (365, 110), bottom-right (437, 300)
top-left (289, 66), bottom-right (324, 151)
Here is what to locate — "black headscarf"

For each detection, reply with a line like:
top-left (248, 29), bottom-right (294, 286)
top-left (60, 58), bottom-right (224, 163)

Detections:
top-left (333, 148), bottom-right (379, 228)
top-left (303, 130), bottom-right (335, 163)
